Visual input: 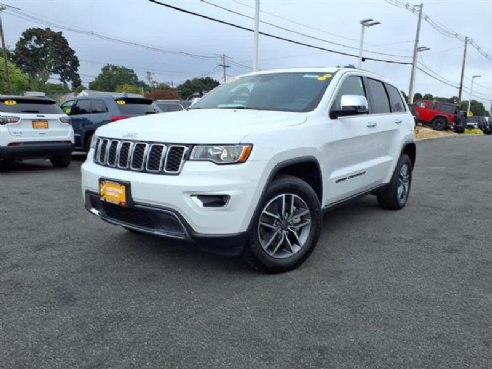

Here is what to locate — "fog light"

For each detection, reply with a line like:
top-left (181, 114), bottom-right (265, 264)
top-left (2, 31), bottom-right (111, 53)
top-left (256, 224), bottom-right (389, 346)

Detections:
top-left (193, 195), bottom-right (230, 208)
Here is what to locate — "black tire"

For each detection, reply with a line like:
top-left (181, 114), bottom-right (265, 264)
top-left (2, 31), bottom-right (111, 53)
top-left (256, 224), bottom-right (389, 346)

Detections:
top-left (377, 154), bottom-right (413, 210)
top-left (432, 117), bottom-right (447, 131)
top-left (50, 153), bottom-right (72, 168)
top-left (243, 175), bottom-right (322, 273)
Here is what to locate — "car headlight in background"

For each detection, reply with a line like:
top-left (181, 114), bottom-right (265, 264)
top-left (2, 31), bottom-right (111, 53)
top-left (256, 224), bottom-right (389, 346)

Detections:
top-left (90, 135), bottom-right (98, 150)
top-left (190, 144), bottom-right (252, 164)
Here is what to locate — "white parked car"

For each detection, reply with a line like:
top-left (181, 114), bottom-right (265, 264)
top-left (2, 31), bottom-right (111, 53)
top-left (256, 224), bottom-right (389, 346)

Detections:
top-left (0, 95), bottom-right (74, 168)
top-left (81, 67), bottom-right (416, 272)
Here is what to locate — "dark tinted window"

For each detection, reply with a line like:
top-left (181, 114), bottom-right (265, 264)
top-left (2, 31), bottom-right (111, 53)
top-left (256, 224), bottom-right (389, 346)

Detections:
top-left (115, 98), bottom-right (156, 115)
top-left (385, 84), bottom-right (405, 113)
top-left (92, 100), bottom-right (108, 113)
top-left (441, 104), bottom-right (455, 114)
top-left (71, 100), bottom-right (92, 115)
top-left (367, 78), bottom-right (390, 114)
top-left (0, 99), bottom-right (63, 114)
top-left (331, 76), bottom-right (366, 111)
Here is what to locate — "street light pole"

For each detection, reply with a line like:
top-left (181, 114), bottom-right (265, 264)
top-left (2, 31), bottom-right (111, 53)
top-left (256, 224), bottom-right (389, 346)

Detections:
top-left (408, 3), bottom-right (423, 104)
top-left (358, 19), bottom-right (380, 69)
top-left (467, 75), bottom-right (481, 116)
top-left (408, 46), bottom-right (430, 104)
top-left (253, 0), bottom-right (260, 72)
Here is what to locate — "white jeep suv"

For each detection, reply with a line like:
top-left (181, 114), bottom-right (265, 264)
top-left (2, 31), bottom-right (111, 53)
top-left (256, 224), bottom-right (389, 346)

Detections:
top-left (0, 95), bottom-right (74, 167)
top-left (81, 68), bottom-right (415, 272)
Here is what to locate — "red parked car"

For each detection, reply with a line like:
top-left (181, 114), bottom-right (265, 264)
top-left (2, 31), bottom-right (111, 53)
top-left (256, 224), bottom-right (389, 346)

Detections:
top-left (414, 100), bottom-right (457, 131)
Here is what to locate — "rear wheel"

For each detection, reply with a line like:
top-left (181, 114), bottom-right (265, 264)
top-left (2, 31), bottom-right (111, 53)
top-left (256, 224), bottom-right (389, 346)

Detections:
top-left (432, 117), bottom-right (447, 131)
top-left (377, 154), bottom-right (412, 210)
top-left (50, 153), bottom-right (72, 168)
top-left (243, 175), bottom-right (321, 273)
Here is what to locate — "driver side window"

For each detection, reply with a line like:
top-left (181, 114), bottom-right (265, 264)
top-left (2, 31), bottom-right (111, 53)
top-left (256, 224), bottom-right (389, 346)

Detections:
top-left (331, 76), bottom-right (366, 111)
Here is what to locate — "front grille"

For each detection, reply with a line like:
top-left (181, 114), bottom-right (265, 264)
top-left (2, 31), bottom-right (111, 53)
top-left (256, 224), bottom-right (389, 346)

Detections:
top-left (94, 138), bottom-right (188, 175)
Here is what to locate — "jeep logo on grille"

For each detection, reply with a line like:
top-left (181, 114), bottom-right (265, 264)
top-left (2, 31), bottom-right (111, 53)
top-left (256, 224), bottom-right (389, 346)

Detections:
top-left (122, 132), bottom-right (138, 139)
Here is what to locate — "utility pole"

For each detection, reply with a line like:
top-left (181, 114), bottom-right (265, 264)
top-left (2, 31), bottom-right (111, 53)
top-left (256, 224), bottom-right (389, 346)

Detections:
top-left (408, 3), bottom-right (423, 104)
top-left (458, 37), bottom-right (468, 103)
top-left (218, 54), bottom-right (229, 83)
top-left (0, 3), bottom-right (12, 94)
top-left (253, 0), bottom-right (260, 71)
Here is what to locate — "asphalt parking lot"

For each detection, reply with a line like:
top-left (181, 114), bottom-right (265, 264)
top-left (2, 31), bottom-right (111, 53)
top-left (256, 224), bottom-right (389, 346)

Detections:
top-left (1, 137), bottom-right (491, 369)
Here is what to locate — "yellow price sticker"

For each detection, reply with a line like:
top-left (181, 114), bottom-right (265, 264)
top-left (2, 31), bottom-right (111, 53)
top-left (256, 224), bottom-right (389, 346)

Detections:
top-left (4, 100), bottom-right (17, 106)
top-left (116, 100), bottom-right (126, 105)
top-left (317, 73), bottom-right (333, 81)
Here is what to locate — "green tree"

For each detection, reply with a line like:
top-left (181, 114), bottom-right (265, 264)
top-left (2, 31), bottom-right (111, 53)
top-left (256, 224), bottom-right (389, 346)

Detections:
top-left (13, 27), bottom-right (81, 89)
top-left (459, 100), bottom-right (487, 116)
top-left (116, 83), bottom-right (143, 94)
top-left (0, 56), bottom-right (29, 94)
top-left (177, 77), bottom-right (220, 99)
top-left (413, 93), bottom-right (423, 102)
top-left (423, 93), bottom-right (434, 100)
top-left (89, 65), bottom-right (146, 92)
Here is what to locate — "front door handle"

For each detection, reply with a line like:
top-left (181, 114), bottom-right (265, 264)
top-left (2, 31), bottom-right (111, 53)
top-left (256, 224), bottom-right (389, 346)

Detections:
top-left (366, 122), bottom-right (377, 128)
top-left (395, 119), bottom-right (403, 124)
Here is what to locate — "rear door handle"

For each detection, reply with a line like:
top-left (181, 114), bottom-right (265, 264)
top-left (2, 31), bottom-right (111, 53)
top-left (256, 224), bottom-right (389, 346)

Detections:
top-left (395, 119), bottom-right (403, 124)
top-left (366, 122), bottom-right (377, 128)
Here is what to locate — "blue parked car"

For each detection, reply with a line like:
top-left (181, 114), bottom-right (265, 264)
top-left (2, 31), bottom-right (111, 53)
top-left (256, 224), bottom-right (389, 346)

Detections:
top-left (68, 95), bottom-right (159, 152)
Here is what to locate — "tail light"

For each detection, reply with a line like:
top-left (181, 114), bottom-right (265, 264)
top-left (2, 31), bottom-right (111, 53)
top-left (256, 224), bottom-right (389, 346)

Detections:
top-left (59, 117), bottom-right (71, 125)
top-left (0, 116), bottom-right (20, 125)
top-left (110, 115), bottom-right (130, 122)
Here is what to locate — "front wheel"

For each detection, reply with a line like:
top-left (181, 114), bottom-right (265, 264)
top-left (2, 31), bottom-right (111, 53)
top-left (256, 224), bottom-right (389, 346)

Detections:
top-left (50, 153), bottom-right (72, 168)
top-left (243, 175), bottom-right (321, 273)
top-left (377, 154), bottom-right (413, 210)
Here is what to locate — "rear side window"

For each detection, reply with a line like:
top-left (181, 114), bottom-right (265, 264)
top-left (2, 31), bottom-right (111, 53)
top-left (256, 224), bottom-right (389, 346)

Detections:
top-left (115, 98), bottom-right (156, 115)
top-left (367, 79), bottom-right (390, 114)
top-left (385, 84), bottom-right (405, 113)
top-left (441, 104), bottom-right (455, 114)
top-left (70, 99), bottom-right (108, 115)
top-left (0, 99), bottom-right (63, 114)
top-left (331, 76), bottom-right (366, 111)
top-left (71, 100), bottom-right (92, 115)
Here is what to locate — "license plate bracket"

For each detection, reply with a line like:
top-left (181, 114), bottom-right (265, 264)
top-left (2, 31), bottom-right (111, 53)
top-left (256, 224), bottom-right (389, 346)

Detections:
top-left (99, 179), bottom-right (132, 207)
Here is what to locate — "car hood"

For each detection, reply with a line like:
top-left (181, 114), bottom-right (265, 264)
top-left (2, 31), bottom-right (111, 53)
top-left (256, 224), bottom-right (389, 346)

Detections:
top-left (95, 109), bottom-right (307, 143)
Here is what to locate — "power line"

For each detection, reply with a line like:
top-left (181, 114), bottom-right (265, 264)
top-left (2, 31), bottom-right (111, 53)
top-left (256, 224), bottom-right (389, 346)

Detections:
top-left (201, 0), bottom-right (412, 60)
top-left (149, 1), bottom-right (412, 66)
top-left (3, 6), bottom-right (220, 61)
top-left (384, 0), bottom-right (492, 63)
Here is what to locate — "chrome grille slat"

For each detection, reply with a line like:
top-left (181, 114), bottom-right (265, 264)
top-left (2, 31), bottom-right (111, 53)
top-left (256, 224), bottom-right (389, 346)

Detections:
top-left (94, 138), bottom-right (187, 175)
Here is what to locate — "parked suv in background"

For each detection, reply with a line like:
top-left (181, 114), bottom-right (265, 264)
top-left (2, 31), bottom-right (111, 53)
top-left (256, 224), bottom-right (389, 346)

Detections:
top-left (81, 68), bottom-right (416, 272)
top-left (414, 100), bottom-right (456, 131)
top-left (155, 100), bottom-right (191, 112)
top-left (0, 95), bottom-right (74, 168)
top-left (69, 95), bottom-right (159, 152)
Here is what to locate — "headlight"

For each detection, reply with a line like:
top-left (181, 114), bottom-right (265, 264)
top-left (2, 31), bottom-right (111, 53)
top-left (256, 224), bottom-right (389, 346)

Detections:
top-left (190, 144), bottom-right (252, 164)
top-left (90, 135), bottom-right (98, 150)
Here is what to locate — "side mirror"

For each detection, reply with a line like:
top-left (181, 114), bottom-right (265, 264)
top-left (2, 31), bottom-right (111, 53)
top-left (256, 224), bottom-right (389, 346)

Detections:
top-left (330, 95), bottom-right (369, 119)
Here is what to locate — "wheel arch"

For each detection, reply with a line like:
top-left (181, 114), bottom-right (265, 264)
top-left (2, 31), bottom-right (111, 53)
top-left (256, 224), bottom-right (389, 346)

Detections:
top-left (401, 142), bottom-right (416, 169)
top-left (265, 156), bottom-right (323, 203)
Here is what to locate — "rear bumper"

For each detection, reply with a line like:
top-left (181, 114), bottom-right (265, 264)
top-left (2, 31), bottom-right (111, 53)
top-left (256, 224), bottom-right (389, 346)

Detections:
top-left (84, 191), bottom-right (247, 256)
top-left (0, 141), bottom-right (73, 160)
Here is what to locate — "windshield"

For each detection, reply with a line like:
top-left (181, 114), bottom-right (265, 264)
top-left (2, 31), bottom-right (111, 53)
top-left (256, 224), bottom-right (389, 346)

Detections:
top-left (0, 98), bottom-right (63, 114)
top-left (190, 72), bottom-right (334, 112)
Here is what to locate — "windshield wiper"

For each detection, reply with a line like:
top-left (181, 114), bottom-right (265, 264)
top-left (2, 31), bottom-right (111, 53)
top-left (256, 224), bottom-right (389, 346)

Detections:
top-left (21, 110), bottom-right (40, 113)
top-left (217, 104), bottom-right (247, 109)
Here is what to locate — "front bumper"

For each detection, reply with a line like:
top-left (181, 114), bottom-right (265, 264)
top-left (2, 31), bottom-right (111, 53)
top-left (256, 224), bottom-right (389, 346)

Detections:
top-left (81, 155), bottom-right (268, 251)
top-left (84, 191), bottom-right (247, 256)
top-left (0, 141), bottom-right (73, 160)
